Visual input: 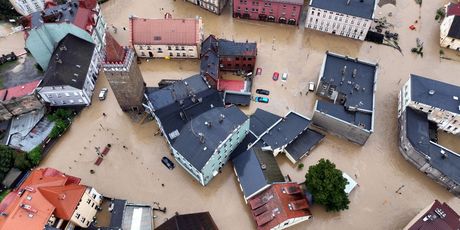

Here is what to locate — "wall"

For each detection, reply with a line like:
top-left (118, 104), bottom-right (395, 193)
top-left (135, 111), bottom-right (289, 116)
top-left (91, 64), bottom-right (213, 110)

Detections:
top-left (440, 16), bottom-right (460, 51)
top-left (233, 0), bottom-right (302, 25)
top-left (10, 0), bottom-right (44, 16)
top-left (219, 55), bottom-right (256, 72)
top-left (134, 44), bottom-right (198, 59)
top-left (186, 0), bottom-right (228, 14)
top-left (305, 7), bottom-right (372, 40)
top-left (273, 216), bottom-right (311, 230)
top-left (68, 187), bottom-right (103, 228)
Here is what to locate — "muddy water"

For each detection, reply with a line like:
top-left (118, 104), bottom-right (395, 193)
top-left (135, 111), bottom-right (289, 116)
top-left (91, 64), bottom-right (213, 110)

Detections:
top-left (20, 0), bottom-right (460, 229)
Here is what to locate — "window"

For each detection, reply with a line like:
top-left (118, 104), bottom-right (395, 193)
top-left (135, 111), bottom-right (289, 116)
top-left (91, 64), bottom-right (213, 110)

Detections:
top-left (81, 218), bottom-right (86, 223)
top-left (87, 199), bottom-right (91, 204)
top-left (168, 46), bottom-right (172, 50)
top-left (76, 213), bottom-right (80, 219)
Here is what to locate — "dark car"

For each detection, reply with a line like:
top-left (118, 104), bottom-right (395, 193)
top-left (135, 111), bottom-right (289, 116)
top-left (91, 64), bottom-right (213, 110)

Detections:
top-left (255, 96), bottom-right (269, 103)
top-left (256, 89), bottom-right (270, 95)
top-left (161, 156), bottom-right (175, 170)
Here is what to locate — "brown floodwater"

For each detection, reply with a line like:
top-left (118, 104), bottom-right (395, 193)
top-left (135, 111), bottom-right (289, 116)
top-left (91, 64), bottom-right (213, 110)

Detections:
top-left (2, 0), bottom-right (457, 229)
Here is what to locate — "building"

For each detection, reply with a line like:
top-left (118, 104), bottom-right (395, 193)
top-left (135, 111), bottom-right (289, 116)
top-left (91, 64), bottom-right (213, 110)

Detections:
top-left (312, 52), bottom-right (378, 145)
top-left (218, 39), bottom-right (257, 73)
top-left (398, 74), bottom-right (460, 196)
top-left (233, 148), bottom-right (285, 201)
top-left (0, 168), bottom-right (103, 230)
top-left (247, 183), bottom-right (312, 230)
top-left (305, 0), bottom-right (377, 40)
top-left (403, 200), bottom-right (460, 230)
top-left (184, 0), bottom-right (228, 15)
top-left (9, 0), bottom-right (44, 16)
top-left (233, 0), bottom-right (303, 26)
top-left (103, 32), bottom-right (145, 111)
top-left (440, 2), bottom-right (460, 51)
top-left (250, 109), bottom-right (325, 163)
top-left (36, 34), bottom-right (98, 107)
top-left (0, 80), bottom-right (43, 121)
top-left (21, 0), bottom-right (106, 70)
top-left (156, 212), bottom-right (218, 230)
top-left (129, 16), bottom-right (203, 59)
top-left (171, 106), bottom-right (249, 186)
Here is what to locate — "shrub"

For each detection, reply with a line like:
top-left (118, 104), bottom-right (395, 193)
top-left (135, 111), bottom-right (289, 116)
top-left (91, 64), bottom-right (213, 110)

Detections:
top-left (0, 145), bottom-right (14, 181)
top-left (28, 146), bottom-right (43, 166)
top-left (14, 152), bottom-right (32, 171)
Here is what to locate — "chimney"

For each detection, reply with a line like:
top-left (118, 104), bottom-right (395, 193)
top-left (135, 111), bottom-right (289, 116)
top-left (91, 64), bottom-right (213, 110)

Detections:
top-left (198, 133), bottom-right (205, 143)
top-left (219, 114), bottom-right (225, 123)
top-left (205, 121), bottom-right (212, 127)
top-left (352, 69), bottom-right (357, 78)
top-left (347, 0), bottom-right (351, 5)
top-left (341, 65), bottom-right (347, 76)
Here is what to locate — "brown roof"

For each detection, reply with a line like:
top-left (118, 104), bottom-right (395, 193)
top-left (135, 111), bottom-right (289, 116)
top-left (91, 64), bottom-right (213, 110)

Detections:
top-left (130, 16), bottom-right (200, 45)
top-left (39, 184), bottom-right (86, 220)
top-left (447, 2), bottom-right (460, 16)
top-left (248, 183), bottom-right (312, 230)
top-left (405, 200), bottom-right (460, 230)
top-left (105, 32), bottom-right (126, 63)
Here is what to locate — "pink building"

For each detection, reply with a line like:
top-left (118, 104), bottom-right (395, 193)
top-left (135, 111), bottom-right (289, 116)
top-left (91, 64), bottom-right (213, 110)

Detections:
top-left (233, 0), bottom-right (303, 25)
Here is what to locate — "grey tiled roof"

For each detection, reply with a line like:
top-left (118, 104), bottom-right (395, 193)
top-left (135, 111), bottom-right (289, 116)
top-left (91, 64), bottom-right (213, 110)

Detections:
top-left (249, 109), bottom-right (282, 137)
top-left (310, 0), bottom-right (376, 19)
top-left (448, 16), bottom-right (460, 39)
top-left (285, 129), bottom-right (325, 162)
top-left (260, 112), bottom-right (310, 149)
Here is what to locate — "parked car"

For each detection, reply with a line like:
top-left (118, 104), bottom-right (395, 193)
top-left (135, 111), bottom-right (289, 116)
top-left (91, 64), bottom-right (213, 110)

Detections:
top-left (272, 72), bottom-right (279, 81)
top-left (98, 88), bottom-right (108, 101)
top-left (308, 81), bottom-right (316, 92)
top-left (281, 72), bottom-right (288, 81)
top-left (255, 96), bottom-right (269, 103)
top-left (256, 89), bottom-right (270, 95)
top-left (161, 156), bottom-right (175, 170)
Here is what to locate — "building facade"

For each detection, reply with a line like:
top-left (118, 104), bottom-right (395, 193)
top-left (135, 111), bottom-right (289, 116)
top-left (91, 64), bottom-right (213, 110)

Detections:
top-left (440, 3), bottom-right (460, 51)
top-left (312, 52), bottom-right (378, 145)
top-left (233, 0), bottom-right (303, 25)
top-left (403, 200), bottom-right (460, 229)
top-left (130, 16), bottom-right (203, 59)
top-left (9, 0), bottom-right (44, 16)
top-left (36, 34), bottom-right (99, 107)
top-left (305, 0), bottom-right (376, 40)
top-left (103, 33), bottom-right (145, 111)
top-left (218, 39), bottom-right (257, 72)
top-left (185, 0), bottom-right (228, 14)
top-left (21, 0), bottom-right (106, 70)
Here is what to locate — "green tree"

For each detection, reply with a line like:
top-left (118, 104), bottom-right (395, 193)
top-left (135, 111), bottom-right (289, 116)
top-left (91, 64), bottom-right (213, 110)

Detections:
top-left (28, 146), bottom-right (42, 166)
top-left (0, 145), bottom-right (14, 181)
top-left (305, 159), bottom-right (350, 212)
top-left (14, 152), bottom-right (32, 171)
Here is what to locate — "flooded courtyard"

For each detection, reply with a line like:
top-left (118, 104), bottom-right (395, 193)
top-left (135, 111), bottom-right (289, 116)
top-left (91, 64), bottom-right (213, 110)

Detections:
top-left (1, 0), bottom-right (458, 229)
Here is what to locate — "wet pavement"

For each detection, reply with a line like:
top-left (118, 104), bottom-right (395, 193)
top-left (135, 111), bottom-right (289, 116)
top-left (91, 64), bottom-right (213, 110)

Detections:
top-left (14, 0), bottom-right (460, 229)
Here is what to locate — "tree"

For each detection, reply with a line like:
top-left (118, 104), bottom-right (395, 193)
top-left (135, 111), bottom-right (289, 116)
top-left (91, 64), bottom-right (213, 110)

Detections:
top-left (0, 145), bottom-right (14, 181)
top-left (305, 159), bottom-right (350, 212)
top-left (14, 152), bottom-right (32, 171)
top-left (28, 146), bottom-right (42, 166)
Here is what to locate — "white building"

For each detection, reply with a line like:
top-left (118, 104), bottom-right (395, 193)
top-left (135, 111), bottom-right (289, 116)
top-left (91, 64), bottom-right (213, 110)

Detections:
top-left (440, 3), bottom-right (460, 51)
top-left (185, 0), bottom-right (228, 15)
top-left (9, 0), bottom-right (44, 16)
top-left (305, 0), bottom-right (377, 40)
top-left (130, 16), bottom-right (203, 59)
top-left (36, 34), bottom-right (99, 107)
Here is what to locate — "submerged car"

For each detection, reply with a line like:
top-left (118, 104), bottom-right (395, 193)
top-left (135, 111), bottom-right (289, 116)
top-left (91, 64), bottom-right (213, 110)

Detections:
top-left (255, 96), bottom-right (269, 103)
top-left (256, 89), bottom-right (270, 95)
top-left (98, 88), bottom-right (108, 101)
top-left (161, 156), bottom-right (175, 170)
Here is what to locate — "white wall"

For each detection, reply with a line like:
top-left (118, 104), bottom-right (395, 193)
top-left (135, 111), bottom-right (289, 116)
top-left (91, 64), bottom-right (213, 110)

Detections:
top-left (440, 16), bottom-right (460, 51)
top-left (134, 44), bottom-right (198, 59)
top-left (69, 187), bottom-right (102, 228)
top-left (10, 0), bottom-right (44, 16)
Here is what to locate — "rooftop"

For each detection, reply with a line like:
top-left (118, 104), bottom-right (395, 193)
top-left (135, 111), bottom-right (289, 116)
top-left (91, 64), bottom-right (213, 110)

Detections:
top-left (447, 2), bottom-right (460, 16)
top-left (104, 32), bottom-right (127, 64)
top-left (156, 212), bottom-right (218, 230)
top-left (39, 34), bottom-right (95, 89)
top-left (266, 0), bottom-right (304, 5)
top-left (316, 52), bottom-right (377, 131)
top-left (232, 148), bottom-right (285, 200)
top-left (405, 108), bottom-right (460, 185)
top-left (249, 108), bottom-right (282, 138)
top-left (448, 16), bottom-right (460, 41)
top-left (410, 74), bottom-right (460, 114)
top-left (229, 132), bottom-right (258, 160)
top-left (130, 16), bottom-right (201, 45)
top-left (310, 0), bottom-right (376, 19)
top-left (223, 91), bottom-right (251, 106)
top-left (404, 200), bottom-right (460, 230)
top-left (218, 39), bottom-right (257, 57)
top-left (0, 80), bottom-right (41, 102)
top-left (172, 106), bottom-right (248, 170)
top-left (248, 183), bottom-right (312, 230)
top-left (260, 112), bottom-right (310, 150)
top-left (284, 129), bottom-right (325, 162)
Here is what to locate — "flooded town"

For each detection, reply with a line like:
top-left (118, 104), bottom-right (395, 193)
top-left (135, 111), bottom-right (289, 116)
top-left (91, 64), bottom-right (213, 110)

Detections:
top-left (0, 0), bottom-right (460, 229)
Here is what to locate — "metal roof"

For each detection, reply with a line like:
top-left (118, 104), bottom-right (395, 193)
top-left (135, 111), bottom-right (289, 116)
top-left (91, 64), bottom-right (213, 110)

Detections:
top-left (310, 0), bottom-right (376, 19)
top-left (249, 109), bottom-right (282, 138)
top-left (232, 148), bottom-right (285, 199)
top-left (172, 106), bottom-right (248, 170)
top-left (405, 108), bottom-right (460, 185)
top-left (285, 129), bottom-right (325, 162)
top-left (229, 132), bottom-right (258, 160)
top-left (224, 91), bottom-right (251, 106)
top-left (156, 212), bottom-right (218, 230)
top-left (410, 74), bottom-right (460, 114)
top-left (218, 39), bottom-right (257, 57)
top-left (405, 200), bottom-right (460, 230)
top-left (260, 112), bottom-right (310, 149)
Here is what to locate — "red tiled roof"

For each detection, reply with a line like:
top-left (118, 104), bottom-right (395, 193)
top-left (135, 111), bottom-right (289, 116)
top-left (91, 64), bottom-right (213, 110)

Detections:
top-left (405, 200), bottom-right (460, 230)
top-left (73, 7), bottom-right (95, 32)
top-left (39, 184), bottom-right (86, 220)
top-left (130, 16), bottom-right (200, 45)
top-left (447, 2), bottom-right (460, 16)
top-left (248, 183), bottom-right (312, 230)
top-left (105, 32), bottom-right (126, 63)
top-left (0, 80), bottom-right (41, 101)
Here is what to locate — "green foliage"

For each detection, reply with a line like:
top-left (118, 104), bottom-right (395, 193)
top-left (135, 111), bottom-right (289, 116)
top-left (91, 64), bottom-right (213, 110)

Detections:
top-left (0, 0), bottom-right (20, 21)
top-left (0, 145), bottom-right (14, 181)
top-left (14, 152), bottom-right (32, 171)
top-left (305, 159), bottom-right (350, 212)
top-left (435, 7), bottom-right (445, 22)
top-left (0, 189), bottom-right (10, 202)
top-left (298, 163), bottom-right (304, 170)
top-left (48, 109), bottom-right (72, 139)
top-left (28, 146), bottom-right (42, 166)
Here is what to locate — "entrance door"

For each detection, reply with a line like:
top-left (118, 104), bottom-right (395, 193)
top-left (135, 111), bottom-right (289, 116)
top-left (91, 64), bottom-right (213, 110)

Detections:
top-left (149, 52), bottom-right (153, 58)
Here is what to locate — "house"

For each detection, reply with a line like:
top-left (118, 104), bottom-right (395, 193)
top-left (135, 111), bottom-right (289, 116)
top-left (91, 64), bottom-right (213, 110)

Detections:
top-left (250, 109), bottom-right (325, 163)
top-left (218, 39), bottom-right (257, 73)
top-left (440, 2), bottom-right (460, 51)
top-left (398, 74), bottom-right (460, 196)
top-left (233, 148), bottom-right (285, 201)
top-left (171, 106), bottom-right (249, 186)
top-left (247, 183), bottom-right (312, 230)
top-left (403, 200), bottom-right (460, 230)
top-left (233, 0), bottom-right (303, 26)
top-left (312, 52), bottom-right (378, 145)
top-left (129, 16), bottom-right (203, 59)
top-left (36, 34), bottom-right (98, 107)
top-left (0, 80), bottom-right (43, 121)
top-left (156, 212), bottom-right (218, 230)
top-left (305, 0), bottom-right (377, 40)
top-left (184, 0), bottom-right (228, 15)
top-left (103, 32), bottom-right (145, 111)
top-left (9, 0), bottom-right (44, 16)
top-left (21, 0), bottom-right (106, 70)
top-left (0, 168), bottom-right (103, 230)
